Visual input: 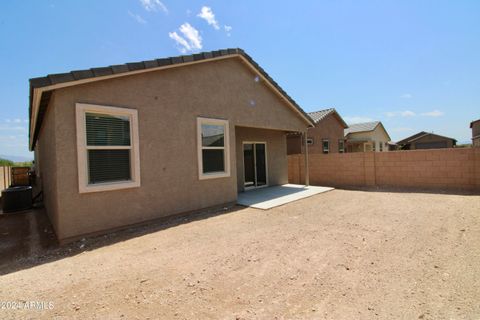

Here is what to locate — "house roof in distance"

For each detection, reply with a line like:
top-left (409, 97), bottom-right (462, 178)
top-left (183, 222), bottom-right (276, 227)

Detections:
top-left (397, 131), bottom-right (457, 145)
top-left (344, 121), bottom-right (392, 141)
top-left (308, 108), bottom-right (348, 128)
top-left (344, 121), bottom-right (380, 135)
top-left (29, 48), bottom-right (315, 150)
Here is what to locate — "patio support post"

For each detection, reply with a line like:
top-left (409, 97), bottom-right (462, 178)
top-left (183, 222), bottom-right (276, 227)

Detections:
top-left (304, 131), bottom-right (310, 186)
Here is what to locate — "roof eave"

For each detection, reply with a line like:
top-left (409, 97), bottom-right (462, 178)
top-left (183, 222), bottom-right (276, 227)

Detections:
top-left (29, 49), bottom-right (314, 149)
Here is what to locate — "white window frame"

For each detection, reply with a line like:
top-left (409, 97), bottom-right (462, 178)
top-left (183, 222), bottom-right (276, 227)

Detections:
top-left (76, 103), bottom-right (141, 193)
top-left (322, 139), bottom-right (329, 154)
top-left (197, 117), bottom-right (230, 180)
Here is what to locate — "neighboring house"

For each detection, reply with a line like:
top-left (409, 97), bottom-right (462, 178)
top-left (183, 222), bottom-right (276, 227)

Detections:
top-left (397, 131), bottom-right (457, 150)
top-left (471, 119), bottom-right (480, 147)
top-left (345, 121), bottom-right (391, 152)
top-left (29, 48), bottom-right (314, 242)
top-left (286, 108), bottom-right (348, 155)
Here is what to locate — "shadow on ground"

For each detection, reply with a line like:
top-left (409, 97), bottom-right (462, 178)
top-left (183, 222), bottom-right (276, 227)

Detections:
top-left (0, 204), bottom-right (244, 276)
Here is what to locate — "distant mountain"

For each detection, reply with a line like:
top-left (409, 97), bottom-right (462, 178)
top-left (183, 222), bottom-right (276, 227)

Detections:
top-left (0, 154), bottom-right (33, 162)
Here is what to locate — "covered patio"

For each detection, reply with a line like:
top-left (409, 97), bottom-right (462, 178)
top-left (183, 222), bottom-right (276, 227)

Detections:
top-left (346, 139), bottom-right (373, 153)
top-left (237, 184), bottom-right (333, 209)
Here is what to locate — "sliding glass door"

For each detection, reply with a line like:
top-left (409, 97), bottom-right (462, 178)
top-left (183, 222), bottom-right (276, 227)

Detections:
top-left (243, 142), bottom-right (267, 189)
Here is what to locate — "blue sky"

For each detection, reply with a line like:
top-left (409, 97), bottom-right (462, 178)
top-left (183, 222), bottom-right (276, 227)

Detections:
top-left (1, 0), bottom-right (479, 158)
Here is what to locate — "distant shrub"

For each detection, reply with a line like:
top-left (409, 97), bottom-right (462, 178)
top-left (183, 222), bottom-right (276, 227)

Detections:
top-left (0, 158), bottom-right (14, 166)
top-left (15, 161), bottom-right (33, 167)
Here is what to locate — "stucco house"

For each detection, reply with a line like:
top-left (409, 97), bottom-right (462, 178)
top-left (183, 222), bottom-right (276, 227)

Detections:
top-left (397, 131), bottom-right (457, 150)
top-left (345, 121), bottom-right (391, 152)
top-left (287, 108), bottom-right (348, 155)
top-left (471, 119), bottom-right (480, 147)
top-left (29, 48), bottom-right (314, 242)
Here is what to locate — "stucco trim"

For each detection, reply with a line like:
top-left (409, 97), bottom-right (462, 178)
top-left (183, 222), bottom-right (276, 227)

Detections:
top-left (75, 103), bottom-right (141, 193)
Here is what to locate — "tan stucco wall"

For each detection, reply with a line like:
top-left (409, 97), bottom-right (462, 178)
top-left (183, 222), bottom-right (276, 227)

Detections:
top-left (471, 121), bottom-right (480, 139)
top-left (35, 95), bottom-right (60, 233)
top-left (474, 137), bottom-right (480, 148)
top-left (286, 114), bottom-right (346, 155)
top-left (306, 113), bottom-right (345, 154)
top-left (410, 135), bottom-right (454, 150)
top-left (346, 125), bottom-right (390, 152)
top-left (235, 126), bottom-right (288, 192)
top-left (286, 135), bottom-right (302, 155)
top-left (38, 57), bottom-right (308, 240)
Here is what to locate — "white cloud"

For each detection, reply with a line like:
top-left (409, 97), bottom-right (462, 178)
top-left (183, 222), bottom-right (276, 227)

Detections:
top-left (421, 110), bottom-right (444, 117)
top-left (0, 124), bottom-right (27, 131)
top-left (400, 93), bottom-right (413, 99)
top-left (197, 6), bottom-right (219, 30)
top-left (139, 0), bottom-right (168, 13)
top-left (128, 11), bottom-right (147, 24)
top-left (168, 32), bottom-right (191, 53)
top-left (344, 116), bottom-right (374, 124)
top-left (401, 110), bottom-right (416, 117)
top-left (385, 110), bottom-right (416, 118)
top-left (224, 25), bottom-right (232, 36)
top-left (169, 23), bottom-right (202, 53)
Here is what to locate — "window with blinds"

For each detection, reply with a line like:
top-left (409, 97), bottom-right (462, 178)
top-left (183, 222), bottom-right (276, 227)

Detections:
top-left (76, 103), bottom-right (140, 193)
top-left (86, 113), bottom-right (132, 184)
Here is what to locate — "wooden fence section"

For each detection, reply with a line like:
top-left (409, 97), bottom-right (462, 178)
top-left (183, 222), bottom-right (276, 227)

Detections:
top-left (1, 166), bottom-right (12, 191)
top-left (289, 148), bottom-right (480, 191)
top-left (11, 167), bottom-right (30, 186)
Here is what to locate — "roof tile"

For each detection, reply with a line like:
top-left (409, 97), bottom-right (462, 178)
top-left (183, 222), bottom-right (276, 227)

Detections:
top-left (156, 58), bottom-right (172, 66)
top-left (111, 64), bottom-right (129, 74)
top-left (181, 55), bottom-right (193, 63)
top-left (126, 62), bottom-right (145, 71)
top-left (29, 77), bottom-right (52, 88)
top-left (91, 67), bottom-right (113, 77)
top-left (345, 121), bottom-right (380, 135)
top-left (71, 69), bottom-right (94, 80)
top-left (308, 108), bottom-right (335, 123)
top-left (143, 60), bottom-right (159, 68)
top-left (48, 73), bottom-right (75, 84)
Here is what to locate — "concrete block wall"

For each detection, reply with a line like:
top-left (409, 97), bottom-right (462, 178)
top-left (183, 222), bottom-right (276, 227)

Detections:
top-left (288, 148), bottom-right (480, 192)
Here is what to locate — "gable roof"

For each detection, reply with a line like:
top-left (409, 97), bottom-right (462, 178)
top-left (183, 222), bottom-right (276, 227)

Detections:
top-left (28, 48), bottom-right (314, 150)
top-left (397, 131), bottom-right (457, 145)
top-left (344, 121), bottom-right (391, 141)
top-left (308, 108), bottom-right (348, 128)
top-left (396, 131), bottom-right (428, 145)
top-left (345, 121), bottom-right (379, 135)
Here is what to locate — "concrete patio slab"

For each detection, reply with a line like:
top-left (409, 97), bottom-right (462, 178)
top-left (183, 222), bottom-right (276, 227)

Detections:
top-left (237, 184), bottom-right (334, 209)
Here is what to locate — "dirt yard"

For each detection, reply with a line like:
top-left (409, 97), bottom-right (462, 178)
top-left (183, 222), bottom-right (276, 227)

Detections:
top-left (1, 189), bottom-right (479, 319)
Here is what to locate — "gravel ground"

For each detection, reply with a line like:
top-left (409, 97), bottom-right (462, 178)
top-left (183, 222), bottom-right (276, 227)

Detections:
top-left (0, 189), bottom-right (479, 319)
